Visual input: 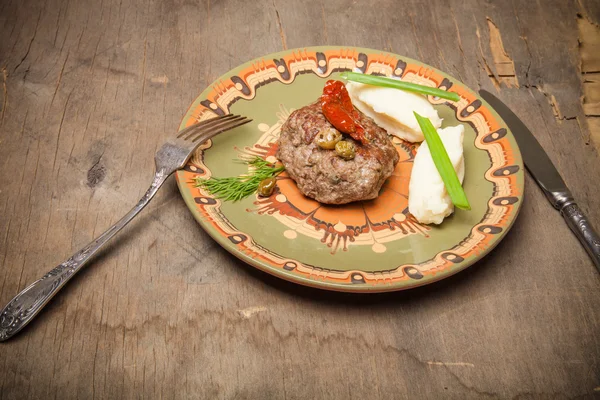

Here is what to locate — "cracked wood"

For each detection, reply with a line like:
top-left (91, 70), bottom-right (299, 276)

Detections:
top-left (0, 0), bottom-right (599, 399)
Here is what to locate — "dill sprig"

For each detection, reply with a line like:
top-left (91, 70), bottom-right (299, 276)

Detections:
top-left (194, 156), bottom-right (285, 202)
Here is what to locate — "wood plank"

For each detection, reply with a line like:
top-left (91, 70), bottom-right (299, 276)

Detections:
top-left (0, 0), bottom-right (599, 398)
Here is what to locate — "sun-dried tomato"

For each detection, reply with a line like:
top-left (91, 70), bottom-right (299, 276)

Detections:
top-left (320, 80), bottom-right (368, 144)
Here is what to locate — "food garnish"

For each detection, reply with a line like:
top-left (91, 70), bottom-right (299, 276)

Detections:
top-left (335, 140), bottom-right (355, 160)
top-left (413, 112), bottom-right (470, 210)
top-left (257, 177), bottom-right (277, 197)
top-left (321, 80), bottom-right (369, 144)
top-left (315, 127), bottom-right (342, 150)
top-left (194, 156), bottom-right (285, 201)
top-left (408, 125), bottom-right (465, 224)
top-left (340, 72), bottom-right (460, 102)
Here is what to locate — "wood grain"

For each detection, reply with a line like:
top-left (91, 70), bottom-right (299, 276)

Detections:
top-left (1, 0), bottom-right (599, 398)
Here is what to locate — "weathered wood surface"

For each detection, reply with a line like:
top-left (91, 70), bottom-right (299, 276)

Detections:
top-left (1, 0), bottom-right (599, 398)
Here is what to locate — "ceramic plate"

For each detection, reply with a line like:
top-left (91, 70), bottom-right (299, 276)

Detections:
top-left (175, 46), bottom-right (524, 292)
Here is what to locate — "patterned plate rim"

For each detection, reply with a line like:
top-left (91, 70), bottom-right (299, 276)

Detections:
top-left (175, 46), bottom-right (524, 293)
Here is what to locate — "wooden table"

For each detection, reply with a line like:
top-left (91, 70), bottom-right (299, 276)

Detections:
top-left (1, 0), bottom-right (599, 398)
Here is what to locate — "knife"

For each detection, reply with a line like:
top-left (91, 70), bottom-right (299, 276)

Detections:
top-left (479, 90), bottom-right (600, 272)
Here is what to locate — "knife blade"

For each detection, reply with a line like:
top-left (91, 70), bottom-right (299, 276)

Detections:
top-left (479, 90), bottom-right (600, 272)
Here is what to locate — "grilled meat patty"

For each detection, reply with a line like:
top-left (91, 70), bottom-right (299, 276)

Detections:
top-left (276, 102), bottom-right (399, 204)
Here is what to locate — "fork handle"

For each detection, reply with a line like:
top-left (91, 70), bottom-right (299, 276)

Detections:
top-left (0, 168), bottom-right (170, 341)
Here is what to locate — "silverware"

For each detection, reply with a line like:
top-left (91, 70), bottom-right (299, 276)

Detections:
top-left (479, 90), bottom-right (600, 272)
top-left (0, 114), bottom-right (252, 341)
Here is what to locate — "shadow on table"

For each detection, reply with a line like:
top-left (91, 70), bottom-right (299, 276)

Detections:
top-left (1, 182), bottom-right (523, 343)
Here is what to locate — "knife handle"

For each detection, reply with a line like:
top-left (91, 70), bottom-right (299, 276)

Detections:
top-left (560, 203), bottom-right (600, 273)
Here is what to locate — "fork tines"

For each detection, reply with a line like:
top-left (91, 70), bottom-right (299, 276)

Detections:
top-left (176, 114), bottom-right (252, 142)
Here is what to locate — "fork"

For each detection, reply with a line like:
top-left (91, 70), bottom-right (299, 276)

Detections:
top-left (0, 114), bottom-right (252, 341)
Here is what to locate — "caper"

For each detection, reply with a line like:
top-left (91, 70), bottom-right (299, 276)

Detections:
top-left (335, 140), bottom-right (356, 160)
top-left (315, 128), bottom-right (342, 150)
top-left (329, 174), bottom-right (341, 184)
top-left (257, 177), bottom-right (277, 197)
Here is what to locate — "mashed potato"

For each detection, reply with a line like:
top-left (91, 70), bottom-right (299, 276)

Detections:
top-left (346, 81), bottom-right (442, 143)
top-left (408, 125), bottom-right (465, 224)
